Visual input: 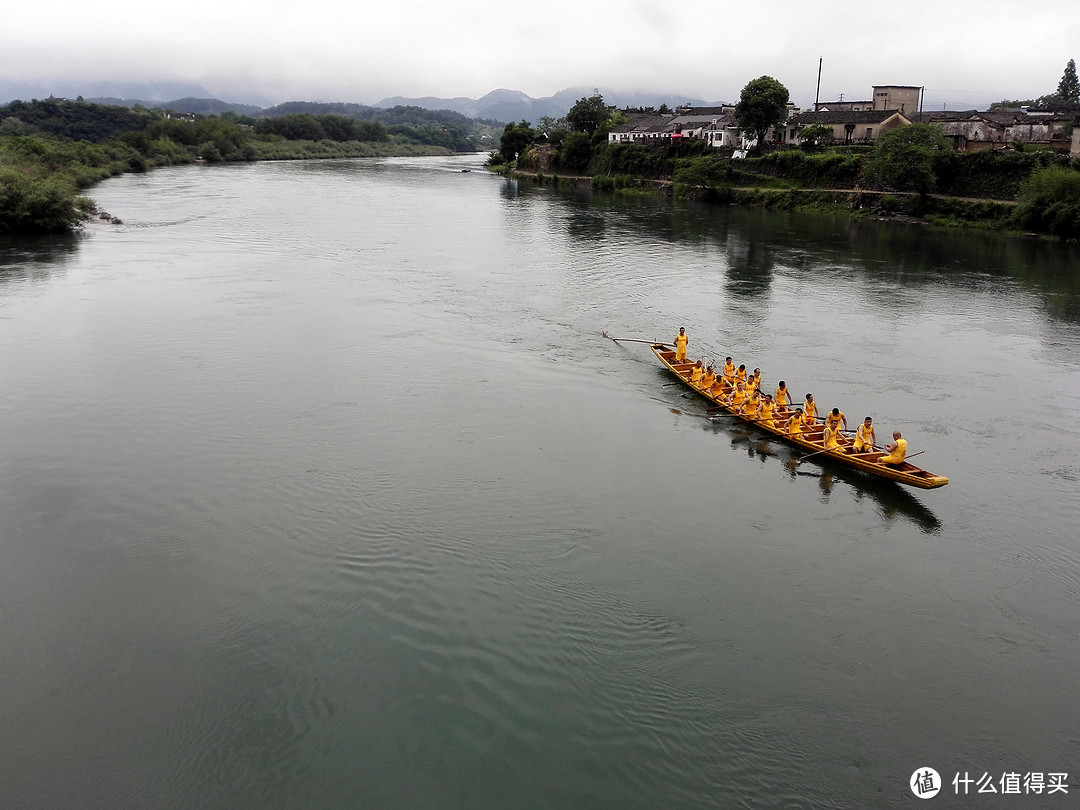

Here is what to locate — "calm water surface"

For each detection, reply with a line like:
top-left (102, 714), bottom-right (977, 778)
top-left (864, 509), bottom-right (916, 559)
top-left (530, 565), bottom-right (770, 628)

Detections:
top-left (2, 155), bottom-right (1079, 809)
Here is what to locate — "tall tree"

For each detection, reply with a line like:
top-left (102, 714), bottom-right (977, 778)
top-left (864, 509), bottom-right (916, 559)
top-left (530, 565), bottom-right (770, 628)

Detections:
top-left (1057, 58), bottom-right (1080, 105)
top-left (566, 92), bottom-right (609, 135)
top-left (498, 120), bottom-right (536, 163)
top-left (734, 76), bottom-right (790, 149)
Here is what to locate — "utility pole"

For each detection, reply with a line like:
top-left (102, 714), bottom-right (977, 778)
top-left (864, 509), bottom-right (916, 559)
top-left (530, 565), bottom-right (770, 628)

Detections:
top-left (815, 57), bottom-right (822, 111)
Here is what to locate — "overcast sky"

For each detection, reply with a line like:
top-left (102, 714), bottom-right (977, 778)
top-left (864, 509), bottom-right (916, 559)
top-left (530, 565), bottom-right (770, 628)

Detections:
top-left (4, 0), bottom-right (1078, 109)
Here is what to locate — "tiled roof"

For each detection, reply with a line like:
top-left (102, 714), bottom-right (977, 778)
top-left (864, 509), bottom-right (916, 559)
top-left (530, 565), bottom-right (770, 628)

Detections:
top-left (791, 109), bottom-right (910, 125)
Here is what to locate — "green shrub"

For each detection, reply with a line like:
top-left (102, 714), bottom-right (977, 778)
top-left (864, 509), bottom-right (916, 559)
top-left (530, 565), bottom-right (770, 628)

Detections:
top-left (0, 166), bottom-right (84, 233)
top-left (1012, 166), bottom-right (1080, 239)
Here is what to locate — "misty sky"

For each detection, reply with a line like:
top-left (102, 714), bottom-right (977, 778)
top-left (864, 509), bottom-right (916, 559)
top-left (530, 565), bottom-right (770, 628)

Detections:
top-left (5, 0), bottom-right (1078, 108)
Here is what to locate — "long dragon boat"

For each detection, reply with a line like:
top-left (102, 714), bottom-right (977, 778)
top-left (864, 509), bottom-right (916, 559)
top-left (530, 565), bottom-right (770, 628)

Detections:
top-left (650, 342), bottom-right (949, 489)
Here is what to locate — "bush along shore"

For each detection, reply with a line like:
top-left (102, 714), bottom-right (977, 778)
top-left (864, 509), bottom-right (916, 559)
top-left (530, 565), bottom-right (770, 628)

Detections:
top-left (495, 124), bottom-right (1080, 241)
top-left (0, 98), bottom-right (488, 235)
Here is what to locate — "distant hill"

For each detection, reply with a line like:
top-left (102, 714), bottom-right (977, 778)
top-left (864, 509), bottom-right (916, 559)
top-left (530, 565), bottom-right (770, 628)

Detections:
top-left (0, 79), bottom-right (218, 104)
top-left (1, 80), bottom-right (718, 124)
top-left (375, 87), bottom-right (717, 123)
top-left (89, 97), bottom-right (265, 116)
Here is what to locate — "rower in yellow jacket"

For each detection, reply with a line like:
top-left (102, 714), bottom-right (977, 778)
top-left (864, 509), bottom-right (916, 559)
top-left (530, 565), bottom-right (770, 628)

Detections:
top-left (853, 417), bottom-right (876, 453)
top-left (877, 431), bottom-right (908, 466)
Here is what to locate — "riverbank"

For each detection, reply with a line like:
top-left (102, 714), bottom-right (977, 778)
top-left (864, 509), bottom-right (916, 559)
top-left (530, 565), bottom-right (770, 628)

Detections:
top-left (1, 98), bottom-right (470, 234)
top-left (0, 140), bottom-right (455, 235)
top-left (502, 167), bottom-right (1023, 235)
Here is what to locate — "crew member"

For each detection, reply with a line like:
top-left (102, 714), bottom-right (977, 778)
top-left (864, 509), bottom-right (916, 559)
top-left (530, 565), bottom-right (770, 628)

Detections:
top-left (758, 394), bottom-right (776, 428)
top-left (689, 359), bottom-right (704, 386)
top-left (774, 381), bottom-right (791, 407)
top-left (786, 407), bottom-right (805, 435)
top-left (674, 327), bottom-right (688, 364)
top-left (729, 381), bottom-right (748, 408)
top-left (826, 407), bottom-right (848, 432)
top-left (740, 388), bottom-right (761, 418)
top-left (722, 357), bottom-right (736, 384)
top-left (822, 422), bottom-right (843, 452)
top-left (700, 364), bottom-right (716, 392)
top-left (877, 431), bottom-right (908, 466)
top-left (853, 417), bottom-right (876, 453)
top-left (804, 393), bottom-right (818, 423)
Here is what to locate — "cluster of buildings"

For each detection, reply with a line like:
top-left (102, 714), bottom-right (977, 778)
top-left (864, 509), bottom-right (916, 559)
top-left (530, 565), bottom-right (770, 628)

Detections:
top-left (606, 85), bottom-right (1080, 157)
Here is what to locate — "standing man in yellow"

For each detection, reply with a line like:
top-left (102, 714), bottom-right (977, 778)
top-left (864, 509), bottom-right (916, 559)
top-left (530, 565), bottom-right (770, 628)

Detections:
top-left (774, 381), bottom-right (791, 408)
top-left (674, 327), bottom-right (689, 364)
top-left (877, 431), bottom-right (908, 466)
top-left (853, 417), bottom-right (876, 453)
top-left (803, 393), bottom-right (818, 423)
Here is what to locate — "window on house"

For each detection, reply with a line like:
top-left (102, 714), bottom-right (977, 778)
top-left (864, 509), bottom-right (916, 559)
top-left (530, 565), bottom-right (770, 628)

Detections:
top-left (866, 127), bottom-right (873, 139)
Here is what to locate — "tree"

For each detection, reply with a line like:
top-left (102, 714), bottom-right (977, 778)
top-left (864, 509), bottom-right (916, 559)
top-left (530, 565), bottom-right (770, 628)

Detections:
top-left (535, 115), bottom-right (567, 139)
top-left (734, 76), bottom-right (789, 149)
top-left (864, 124), bottom-right (954, 195)
top-left (797, 123), bottom-right (832, 151)
top-left (555, 131), bottom-right (593, 172)
top-left (498, 119), bottom-right (536, 163)
top-left (566, 92), bottom-right (609, 135)
top-left (1057, 58), bottom-right (1080, 105)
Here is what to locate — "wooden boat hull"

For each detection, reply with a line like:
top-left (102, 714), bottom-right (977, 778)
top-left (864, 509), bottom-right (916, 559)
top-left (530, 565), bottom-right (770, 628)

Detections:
top-left (651, 344), bottom-right (949, 489)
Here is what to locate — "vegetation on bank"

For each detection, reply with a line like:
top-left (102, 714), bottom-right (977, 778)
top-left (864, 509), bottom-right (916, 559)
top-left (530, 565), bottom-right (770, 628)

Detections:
top-left (1, 98), bottom-right (493, 234)
top-left (493, 94), bottom-right (1080, 241)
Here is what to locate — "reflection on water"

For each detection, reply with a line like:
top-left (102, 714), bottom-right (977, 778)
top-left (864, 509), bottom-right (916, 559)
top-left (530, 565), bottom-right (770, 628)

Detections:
top-left (0, 232), bottom-right (81, 286)
top-left (547, 187), bottom-right (1080, 324)
top-left (675, 405), bottom-right (943, 533)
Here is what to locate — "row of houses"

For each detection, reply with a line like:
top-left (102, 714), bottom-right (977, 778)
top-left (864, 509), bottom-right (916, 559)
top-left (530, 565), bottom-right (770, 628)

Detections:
top-left (606, 85), bottom-right (1080, 156)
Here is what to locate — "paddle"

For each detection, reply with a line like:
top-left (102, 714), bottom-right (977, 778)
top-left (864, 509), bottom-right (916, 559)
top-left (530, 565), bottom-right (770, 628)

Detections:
top-left (796, 445), bottom-right (846, 465)
top-left (602, 331), bottom-right (667, 346)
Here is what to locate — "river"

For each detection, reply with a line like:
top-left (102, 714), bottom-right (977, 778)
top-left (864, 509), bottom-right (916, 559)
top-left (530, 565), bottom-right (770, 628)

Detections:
top-left (1, 154), bottom-right (1079, 809)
